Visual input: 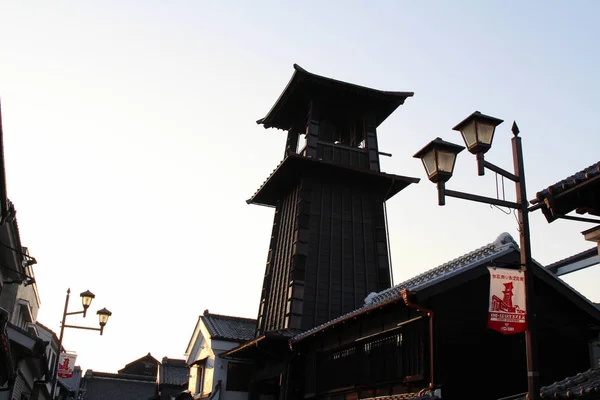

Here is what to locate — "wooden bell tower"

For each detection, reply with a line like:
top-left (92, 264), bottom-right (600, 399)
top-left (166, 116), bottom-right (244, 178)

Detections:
top-left (249, 65), bottom-right (419, 336)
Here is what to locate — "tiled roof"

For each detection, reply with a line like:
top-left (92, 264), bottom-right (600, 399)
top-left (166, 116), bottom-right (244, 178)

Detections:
top-left (501, 368), bottom-right (600, 399)
top-left (292, 232), bottom-right (519, 343)
top-left (532, 161), bottom-right (600, 204)
top-left (247, 153), bottom-right (418, 207)
top-left (362, 392), bottom-right (440, 400)
top-left (257, 64), bottom-right (413, 130)
top-left (201, 311), bottom-right (256, 342)
top-left (85, 370), bottom-right (156, 382)
top-left (158, 359), bottom-right (188, 386)
top-left (545, 247), bottom-right (599, 274)
top-left (118, 352), bottom-right (159, 376)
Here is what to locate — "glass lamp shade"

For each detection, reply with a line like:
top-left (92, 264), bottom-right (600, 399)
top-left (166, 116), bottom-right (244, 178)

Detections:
top-left (413, 138), bottom-right (465, 183)
top-left (436, 150), bottom-right (457, 173)
top-left (80, 290), bottom-right (95, 309)
top-left (97, 308), bottom-right (112, 326)
top-left (421, 149), bottom-right (436, 178)
top-left (453, 111), bottom-right (503, 154)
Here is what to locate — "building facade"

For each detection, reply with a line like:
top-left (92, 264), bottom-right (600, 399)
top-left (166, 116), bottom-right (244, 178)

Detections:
top-left (184, 310), bottom-right (255, 400)
top-left (79, 354), bottom-right (159, 400)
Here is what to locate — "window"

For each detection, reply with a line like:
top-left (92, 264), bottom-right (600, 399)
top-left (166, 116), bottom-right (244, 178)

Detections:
top-left (48, 352), bottom-right (56, 377)
top-left (226, 362), bottom-right (252, 392)
top-left (189, 363), bottom-right (205, 395)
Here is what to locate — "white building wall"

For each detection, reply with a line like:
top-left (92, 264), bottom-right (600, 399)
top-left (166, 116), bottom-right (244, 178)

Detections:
top-left (213, 357), bottom-right (249, 400)
top-left (185, 320), bottom-right (250, 400)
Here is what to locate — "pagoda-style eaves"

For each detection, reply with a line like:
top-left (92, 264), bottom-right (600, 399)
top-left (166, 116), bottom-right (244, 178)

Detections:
top-left (247, 152), bottom-right (420, 207)
top-left (257, 64), bottom-right (414, 131)
top-left (251, 65), bottom-right (415, 336)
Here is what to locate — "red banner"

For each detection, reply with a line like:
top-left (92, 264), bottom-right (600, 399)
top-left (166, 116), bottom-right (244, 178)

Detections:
top-left (487, 267), bottom-right (527, 335)
top-left (57, 352), bottom-right (77, 378)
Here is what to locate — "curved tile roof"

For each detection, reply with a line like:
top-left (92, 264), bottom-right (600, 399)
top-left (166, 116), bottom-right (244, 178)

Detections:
top-left (200, 311), bottom-right (256, 342)
top-left (502, 368), bottom-right (600, 400)
top-left (532, 161), bottom-right (600, 204)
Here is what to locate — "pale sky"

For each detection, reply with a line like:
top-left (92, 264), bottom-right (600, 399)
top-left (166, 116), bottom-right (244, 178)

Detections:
top-left (1, 1), bottom-right (599, 373)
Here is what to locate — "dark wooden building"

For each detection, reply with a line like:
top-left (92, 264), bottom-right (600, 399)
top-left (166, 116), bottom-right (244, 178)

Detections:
top-left (531, 161), bottom-right (600, 276)
top-left (249, 64), bottom-right (418, 336)
top-left (288, 233), bottom-right (600, 400)
top-left (227, 68), bottom-right (600, 400)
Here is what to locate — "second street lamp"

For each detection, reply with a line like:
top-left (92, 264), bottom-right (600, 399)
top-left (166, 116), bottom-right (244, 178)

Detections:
top-left (51, 288), bottom-right (112, 399)
top-left (96, 308), bottom-right (112, 335)
top-left (452, 111), bottom-right (504, 175)
top-left (413, 111), bottom-right (540, 400)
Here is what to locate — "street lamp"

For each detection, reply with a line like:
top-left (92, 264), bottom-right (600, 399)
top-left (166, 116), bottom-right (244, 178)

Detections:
top-left (51, 288), bottom-right (112, 399)
top-left (413, 112), bottom-right (540, 400)
top-left (453, 111), bottom-right (505, 175)
top-left (96, 308), bottom-right (112, 334)
top-left (80, 290), bottom-right (95, 317)
top-left (413, 137), bottom-right (465, 205)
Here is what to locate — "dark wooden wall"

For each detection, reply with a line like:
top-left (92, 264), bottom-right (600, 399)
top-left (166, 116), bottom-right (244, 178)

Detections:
top-left (430, 270), bottom-right (593, 400)
top-left (256, 171), bottom-right (393, 335)
top-left (301, 175), bottom-right (391, 329)
top-left (257, 184), bottom-right (301, 334)
top-left (290, 263), bottom-right (597, 400)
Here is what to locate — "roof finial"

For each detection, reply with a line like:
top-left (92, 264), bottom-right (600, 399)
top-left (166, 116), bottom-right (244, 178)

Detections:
top-left (512, 121), bottom-right (520, 136)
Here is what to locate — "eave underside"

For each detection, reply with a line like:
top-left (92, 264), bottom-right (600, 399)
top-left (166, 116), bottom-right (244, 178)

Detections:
top-left (247, 154), bottom-right (419, 207)
top-left (258, 64), bottom-right (413, 131)
top-left (532, 169), bottom-right (600, 223)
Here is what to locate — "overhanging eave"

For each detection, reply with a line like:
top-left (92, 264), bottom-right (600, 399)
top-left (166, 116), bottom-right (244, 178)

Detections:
top-left (247, 154), bottom-right (419, 207)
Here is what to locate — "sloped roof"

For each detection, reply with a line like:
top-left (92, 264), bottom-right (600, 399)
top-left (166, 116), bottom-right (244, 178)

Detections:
top-left (362, 393), bottom-right (439, 400)
top-left (247, 152), bottom-right (419, 207)
top-left (200, 311), bottom-right (256, 342)
top-left (117, 353), bottom-right (159, 376)
top-left (533, 162), bottom-right (600, 204)
top-left (500, 368), bottom-right (600, 400)
top-left (545, 247), bottom-right (599, 275)
top-left (292, 232), bottom-right (519, 343)
top-left (531, 161), bottom-right (600, 222)
top-left (84, 370), bottom-right (155, 382)
top-left (158, 358), bottom-right (188, 386)
top-left (257, 64), bottom-right (413, 131)
top-left (220, 328), bottom-right (303, 359)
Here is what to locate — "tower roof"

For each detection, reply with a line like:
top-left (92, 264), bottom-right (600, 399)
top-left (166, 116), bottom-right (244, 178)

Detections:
top-left (247, 153), bottom-right (419, 207)
top-left (257, 64), bottom-right (414, 131)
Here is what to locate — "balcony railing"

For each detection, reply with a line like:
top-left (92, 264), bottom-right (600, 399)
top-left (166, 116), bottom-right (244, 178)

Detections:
top-left (307, 316), bottom-right (427, 395)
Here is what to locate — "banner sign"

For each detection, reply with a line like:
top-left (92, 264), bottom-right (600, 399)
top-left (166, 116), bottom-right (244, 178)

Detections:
top-left (57, 352), bottom-right (77, 378)
top-left (487, 267), bottom-right (527, 335)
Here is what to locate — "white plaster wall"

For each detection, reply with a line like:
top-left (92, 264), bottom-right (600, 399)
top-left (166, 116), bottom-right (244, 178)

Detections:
top-left (185, 319), bottom-right (249, 400)
top-left (213, 357), bottom-right (249, 400)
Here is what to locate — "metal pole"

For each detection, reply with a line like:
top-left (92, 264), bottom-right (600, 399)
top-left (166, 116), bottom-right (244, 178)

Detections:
top-left (511, 122), bottom-right (540, 400)
top-left (51, 288), bottom-right (71, 399)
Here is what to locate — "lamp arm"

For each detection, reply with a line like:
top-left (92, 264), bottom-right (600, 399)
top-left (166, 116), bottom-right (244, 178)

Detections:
top-left (65, 310), bottom-right (85, 316)
top-left (482, 159), bottom-right (519, 182)
top-left (62, 324), bottom-right (101, 332)
top-left (439, 186), bottom-right (520, 209)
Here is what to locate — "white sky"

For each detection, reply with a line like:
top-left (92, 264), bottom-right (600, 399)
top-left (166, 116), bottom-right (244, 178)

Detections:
top-left (1, 1), bottom-right (599, 372)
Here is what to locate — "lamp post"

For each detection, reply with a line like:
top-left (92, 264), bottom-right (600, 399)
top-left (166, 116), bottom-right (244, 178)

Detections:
top-left (51, 288), bottom-right (112, 399)
top-left (413, 111), bottom-right (540, 400)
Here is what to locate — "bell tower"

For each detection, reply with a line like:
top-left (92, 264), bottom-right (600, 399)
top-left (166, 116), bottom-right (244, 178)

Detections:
top-left (250, 65), bottom-right (419, 336)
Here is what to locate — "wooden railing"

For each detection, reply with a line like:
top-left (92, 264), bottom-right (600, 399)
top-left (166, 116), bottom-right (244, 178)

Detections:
top-left (316, 141), bottom-right (369, 169)
top-left (307, 317), bottom-right (427, 395)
